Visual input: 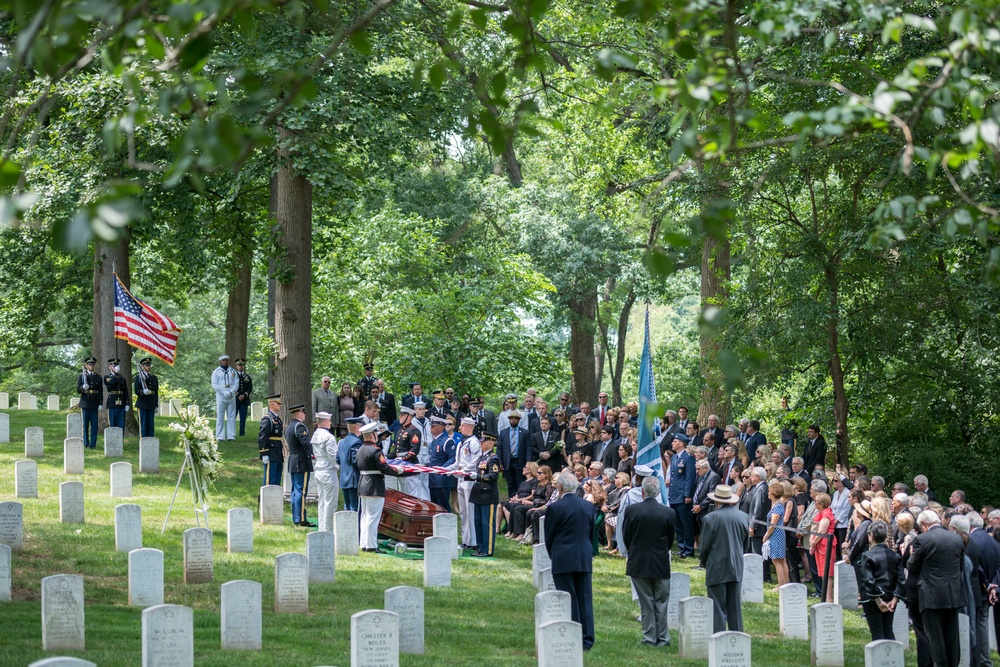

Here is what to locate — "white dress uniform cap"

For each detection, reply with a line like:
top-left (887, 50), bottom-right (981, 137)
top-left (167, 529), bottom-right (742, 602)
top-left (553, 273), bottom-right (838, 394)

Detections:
top-left (315, 411), bottom-right (332, 420)
top-left (218, 354), bottom-right (230, 361)
top-left (359, 422), bottom-right (380, 435)
top-left (400, 406), bottom-right (416, 416)
top-left (460, 417), bottom-right (476, 426)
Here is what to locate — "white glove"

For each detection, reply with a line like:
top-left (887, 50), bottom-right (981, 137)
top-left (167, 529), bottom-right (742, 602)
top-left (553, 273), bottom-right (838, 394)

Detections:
top-left (143, 389), bottom-right (151, 395)
top-left (125, 405), bottom-right (130, 412)
top-left (98, 405), bottom-right (103, 411)
top-left (262, 455), bottom-right (270, 464)
top-left (82, 383), bottom-right (89, 390)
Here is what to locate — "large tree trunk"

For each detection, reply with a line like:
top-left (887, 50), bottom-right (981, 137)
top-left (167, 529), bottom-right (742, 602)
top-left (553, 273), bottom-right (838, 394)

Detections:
top-left (611, 288), bottom-right (636, 407)
top-left (698, 231), bottom-right (731, 425)
top-left (92, 237), bottom-right (138, 436)
top-left (267, 173), bottom-right (278, 394)
top-left (273, 129), bottom-right (313, 422)
top-left (225, 242), bottom-right (252, 361)
top-left (825, 263), bottom-right (850, 467)
top-left (569, 292), bottom-right (598, 406)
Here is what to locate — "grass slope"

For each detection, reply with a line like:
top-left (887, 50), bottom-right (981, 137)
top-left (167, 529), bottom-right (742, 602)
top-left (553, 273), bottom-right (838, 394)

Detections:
top-left (0, 408), bottom-right (929, 666)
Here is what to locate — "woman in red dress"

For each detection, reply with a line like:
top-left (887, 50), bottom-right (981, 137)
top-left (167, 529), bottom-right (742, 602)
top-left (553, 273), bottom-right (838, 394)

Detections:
top-left (809, 492), bottom-right (838, 603)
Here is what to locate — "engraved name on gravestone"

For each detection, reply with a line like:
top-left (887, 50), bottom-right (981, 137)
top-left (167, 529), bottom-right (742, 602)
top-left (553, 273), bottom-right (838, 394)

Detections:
top-left (667, 572), bottom-right (692, 630)
top-left (41, 574), bottom-right (85, 651)
top-left (104, 427), bottom-right (124, 457)
top-left (274, 553), bottom-right (309, 613)
top-left (534, 590), bottom-right (572, 650)
top-left (59, 482), bottom-right (84, 524)
top-left (221, 580), bottom-right (262, 650)
top-left (227, 508), bottom-right (253, 553)
top-left (537, 620), bottom-right (583, 667)
top-left (111, 461), bottom-right (133, 498)
top-left (128, 548), bottom-right (164, 608)
top-left (779, 582), bottom-right (809, 640)
top-left (307, 531), bottom-right (336, 583)
top-left (63, 438), bottom-right (84, 473)
top-left (0, 502), bottom-right (24, 550)
top-left (708, 631), bottom-right (752, 667)
top-left (422, 535), bottom-right (451, 588)
top-left (183, 528), bottom-right (213, 584)
top-left (810, 602), bottom-right (844, 667)
top-left (25, 427), bottom-right (44, 458)
top-left (864, 639), bottom-right (905, 667)
top-left (351, 610), bottom-right (399, 667)
top-left (15, 459), bottom-right (38, 499)
top-left (259, 485), bottom-right (283, 525)
top-left (139, 437), bottom-right (159, 473)
top-left (678, 596), bottom-right (715, 660)
top-left (385, 586), bottom-right (424, 655)
top-left (538, 567), bottom-right (556, 592)
top-left (334, 510), bottom-right (360, 556)
top-left (115, 504), bottom-right (143, 553)
top-left (142, 604), bottom-right (194, 667)
top-left (741, 554), bottom-right (764, 603)
top-left (66, 413), bottom-right (83, 440)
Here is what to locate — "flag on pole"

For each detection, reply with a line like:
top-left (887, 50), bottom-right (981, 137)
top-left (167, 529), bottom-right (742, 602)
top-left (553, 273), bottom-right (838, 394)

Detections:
top-left (113, 273), bottom-right (181, 365)
top-left (635, 308), bottom-right (668, 502)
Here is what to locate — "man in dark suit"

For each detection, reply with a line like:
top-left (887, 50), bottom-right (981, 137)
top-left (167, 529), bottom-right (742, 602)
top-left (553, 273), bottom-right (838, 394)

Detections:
top-left (907, 510), bottom-right (966, 667)
top-left (802, 424), bottom-right (827, 474)
top-left (675, 406), bottom-right (690, 433)
top-left (699, 484), bottom-right (750, 632)
top-left (498, 412), bottom-right (530, 497)
top-left (401, 382), bottom-right (424, 409)
top-left (692, 459), bottom-right (721, 522)
top-left (684, 421), bottom-right (703, 449)
top-left (532, 416), bottom-right (563, 472)
top-left (593, 426), bottom-right (618, 472)
top-left (791, 457), bottom-right (812, 486)
top-left (545, 471), bottom-right (597, 650)
top-left (476, 396), bottom-right (498, 435)
top-left (590, 392), bottom-right (611, 425)
top-left (743, 419), bottom-right (766, 463)
top-left (965, 513), bottom-right (999, 667)
top-left (557, 392), bottom-right (579, 417)
top-left (375, 379), bottom-right (396, 425)
top-left (699, 414), bottom-right (725, 446)
top-left (621, 476), bottom-right (677, 647)
top-left (747, 466), bottom-right (771, 580)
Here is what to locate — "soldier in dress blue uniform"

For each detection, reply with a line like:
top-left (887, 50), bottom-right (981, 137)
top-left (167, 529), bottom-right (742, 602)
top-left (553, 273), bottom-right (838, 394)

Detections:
top-left (132, 357), bottom-right (159, 438)
top-left (234, 358), bottom-right (253, 437)
top-left (104, 358), bottom-right (127, 430)
top-left (668, 432), bottom-right (697, 558)
top-left (336, 416), bottom-right (365, 511)
top-left (357, 363), bottom-right (378, 400)
top-left (427, 416), bottom-right (457, 511)
top-left (76, 356), bottom-right (103, 449)
top-left (258, 394), bottom-right (285, 487)
top-left (285, 403), bottom-right (316, 527)
top-left (468, 432), bottom-right (502, 557)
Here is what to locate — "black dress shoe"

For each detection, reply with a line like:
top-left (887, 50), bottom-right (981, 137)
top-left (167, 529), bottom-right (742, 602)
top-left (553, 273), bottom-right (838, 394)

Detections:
top-left (297, 521), bottom-right (317, 528)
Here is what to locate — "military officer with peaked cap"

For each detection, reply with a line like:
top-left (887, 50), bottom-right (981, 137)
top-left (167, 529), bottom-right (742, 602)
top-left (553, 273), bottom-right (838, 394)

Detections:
top-left (133, 357), bottom-right (159, 438)
top-left (357, 363), bottom-right (378, 400)
top-left (356, 421), bottom-right (405, 552)
top-left (104, 357), bottom-right (127, 430)
top-left (258, 394), bottom-right (285, 487)
top-left (285, 403), bottom-right (316, 528)
top-left (77, 356), bottom-right (103, 448)
top-left (469, 431), bottom-right (502, 557)
top-left (234, 358), bottom-right (253, 437)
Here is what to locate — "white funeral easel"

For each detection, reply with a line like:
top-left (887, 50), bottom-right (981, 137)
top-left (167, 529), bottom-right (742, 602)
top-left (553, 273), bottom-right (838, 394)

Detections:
top-left (161, 442), bottom-right (209, 533)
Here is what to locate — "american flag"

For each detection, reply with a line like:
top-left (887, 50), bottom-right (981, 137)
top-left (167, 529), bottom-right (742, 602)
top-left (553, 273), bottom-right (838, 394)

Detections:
top-left (113, 274), bottom-right (181, 365)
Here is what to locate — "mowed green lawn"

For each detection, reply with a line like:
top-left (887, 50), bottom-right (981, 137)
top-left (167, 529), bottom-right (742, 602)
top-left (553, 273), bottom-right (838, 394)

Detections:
top-left (0, 408), bottom-right (937, 666)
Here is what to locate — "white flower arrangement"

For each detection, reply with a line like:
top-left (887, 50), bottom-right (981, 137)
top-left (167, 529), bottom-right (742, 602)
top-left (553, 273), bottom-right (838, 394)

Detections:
top-left (169, 407), bottom-right (222, 510)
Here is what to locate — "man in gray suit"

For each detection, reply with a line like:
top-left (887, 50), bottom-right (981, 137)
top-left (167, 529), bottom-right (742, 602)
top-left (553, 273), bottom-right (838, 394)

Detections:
top-left (312, 376), bottom-right (338, 426)
top-left (699, 484), bottom-right (750, 632)
top-left (747, 466), bottom-right (771, 581)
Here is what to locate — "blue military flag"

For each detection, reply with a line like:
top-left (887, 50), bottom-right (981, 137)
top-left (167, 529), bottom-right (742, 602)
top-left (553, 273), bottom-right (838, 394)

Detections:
top-left (635, 309), bottom-right (668, 502)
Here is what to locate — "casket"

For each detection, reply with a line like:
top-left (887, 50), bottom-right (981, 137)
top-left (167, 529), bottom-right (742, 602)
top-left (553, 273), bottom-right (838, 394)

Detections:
top-left (379, 489), bottom-right (447, 545)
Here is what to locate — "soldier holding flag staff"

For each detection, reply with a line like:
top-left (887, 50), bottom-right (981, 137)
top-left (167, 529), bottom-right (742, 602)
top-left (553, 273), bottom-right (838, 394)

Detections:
top-left (104, 357), bottom-right (127, 430)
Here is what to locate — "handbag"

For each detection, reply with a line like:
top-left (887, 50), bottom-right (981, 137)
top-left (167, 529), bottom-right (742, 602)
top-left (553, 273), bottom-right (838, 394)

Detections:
top-left (761, 539), bottom-right (771, 560)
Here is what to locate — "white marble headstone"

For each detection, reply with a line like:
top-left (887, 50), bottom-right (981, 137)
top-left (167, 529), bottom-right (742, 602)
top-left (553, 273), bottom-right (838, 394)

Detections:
top-left (15, 459), bottom-right (38, 499)
top-left (741, 553), bottom-right (764, 603)
top-left (139, 437), bottom-right (159, 473)
top-left (538, 567), bottom-right (556, 592)
top-left (259, 485), bottom-right (284, 525)
top-left (0, 543), bottom-right (10, 602)
top-left (182, 527), bottom-right (213, 584)
top-left (0, 412), bottom-right (8, 443)
top-left (810, 602), bottom-right (844, 666)
top-left (539, 515), bottom-right (546, 546)
top-left (250, 402), bottom-right (263, 422)
top-left (66, 413), bottom-right (83, 440)
top-left (25, 427), bottom-right (44, 458)
top-left (385, 586), bottom-right (424, 655)
top-left (533, 543), bottom-right (552, 589)
top-left (834, 560), bottom-right (858, 610)
top-left (47, 395), bottom-right (60, 411)
top-left (679, 596), bottom-right (715, 659)
top-left (423, 536), bottom-right (451, 588)
top-left (709, 631), bottom-right (751, 667)
top-left (115, 503), bottom-right (143, 553)
top-left (18, 392), bottom-right (36, 410)
top-left (534, 590), bottom-right (572, 650)
top-left (432, 512), bottom-right (459, 560)
top-left (170, 398), bottom-right (182, 415)
top-left (307, 531), bottom-right (336, 583)
top-left (29, 658), bottom-right (96, 666)
top-left (0, 392), bottom-right (8, 411)
top-left (221, 580), bottom-right (262, 650)
top-left (187, 404), bottom-right (199, 418)
top-left (227, 508), bottom-right (253, 553)
top-left (892, 601), bottom-right (910, 650)
top-left (111, 461), bottom-right (133, 497)
top-left (274, 552), bottom-right (309, 613)
top-left (991, 606), bottom-right (997, 652)
top-left (779, 582), bottom-right (809, 640)
top-left (59, 482), bottom-right (84, 524)
top-left (537, 620), bottom-right (583, 667)
top-left (959, 612), bottom-right (970, 667)
top-left (69, 396), bottom-right (81, 408)
top-left (63, 438), bottom-right (84, 473)
top-left (160, 401), bottom-right (173, 417)
top-left (334, 510), bottom-right (360, 555)
top-left (104, 426), bottom-right (124, 457)
top-left (128, 548), bottom-right (164, 607)
top-left (864, 639), bottom-right (905, 667)
top-left (142, 604), bottom-right (193, 667)
top-left (351, 609), bottom-right (399, 667)
top-left (0, 502), bottom-right (23, 550)
top-left (41, 574), bottom-right (85, 650)
top-left (668, 571), bottom-right (691, 630)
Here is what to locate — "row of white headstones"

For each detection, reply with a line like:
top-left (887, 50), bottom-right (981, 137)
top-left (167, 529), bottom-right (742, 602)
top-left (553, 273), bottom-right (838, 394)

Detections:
top-left (0, 393), bottom-right (268, 421)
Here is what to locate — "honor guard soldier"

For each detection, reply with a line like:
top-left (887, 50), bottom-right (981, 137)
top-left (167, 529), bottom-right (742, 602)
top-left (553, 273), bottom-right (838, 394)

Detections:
top-left (451, 417), bottom-right (482, 550)
top-left (428, 416), bottom-right (457, 511)
top-left (430, 390), bottom-right (452, 420)
top-left (392, 406), bottom-right (422, 495)
top-left (234, 358), bottom-right (253, 437)
top-left (285, 403), bottom-right (316, 527)
top-left (337, 416), bottom-right (366, 511)
top-left (211, 354), bottom-right (237, 441)
top-left (258, 394), bottom-right (284, 487)
top-left (77, 356), bottom-right (103, 449)
top-left (357, 363), bottom-right (378, 400)
top-left (356, 421), bottom-right (405, 552)
top-left (468, 431), bottom-right (502, 557)
top-left (133, 357), bottom-right (159, 438)
top-left (311, 411), bottom-right (339, 531)
top-left (104, 357), bottom-right (128, 430)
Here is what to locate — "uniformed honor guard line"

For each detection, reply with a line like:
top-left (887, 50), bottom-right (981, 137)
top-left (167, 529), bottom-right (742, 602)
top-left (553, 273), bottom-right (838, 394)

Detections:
top-left (749, 517), bottom-right (836, 601)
